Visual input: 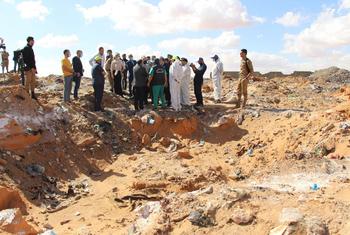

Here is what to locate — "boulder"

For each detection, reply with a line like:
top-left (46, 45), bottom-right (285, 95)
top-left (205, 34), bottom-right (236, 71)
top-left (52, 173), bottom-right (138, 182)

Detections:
top-left (0, 208), bottom-right (37, 234)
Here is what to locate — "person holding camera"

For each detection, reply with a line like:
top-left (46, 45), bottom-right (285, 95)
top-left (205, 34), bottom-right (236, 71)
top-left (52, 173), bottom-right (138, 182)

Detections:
top-left (22, 36), bottom-right (37, 100)
top-left (190, 57), bottom-right (207, 107)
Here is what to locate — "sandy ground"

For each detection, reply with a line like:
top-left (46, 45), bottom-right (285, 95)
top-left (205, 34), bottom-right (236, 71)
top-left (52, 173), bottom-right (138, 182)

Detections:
top-left (0, 70), bottom-right (350, 235)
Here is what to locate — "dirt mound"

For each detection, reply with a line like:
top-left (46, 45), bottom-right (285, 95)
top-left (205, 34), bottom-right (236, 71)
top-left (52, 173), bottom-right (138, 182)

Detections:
top-left (130, 111), bottom-right (199, 140)
top-left (309, 66), bottom-right (350, 83)
top-left (0, 187), bottom-right (27, 214)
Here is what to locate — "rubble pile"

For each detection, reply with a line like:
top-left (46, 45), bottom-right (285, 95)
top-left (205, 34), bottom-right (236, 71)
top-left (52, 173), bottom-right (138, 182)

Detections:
top-left (309, 66), bottom-right (350, 84)
top-left (0, 71), bottom-right (349, 234)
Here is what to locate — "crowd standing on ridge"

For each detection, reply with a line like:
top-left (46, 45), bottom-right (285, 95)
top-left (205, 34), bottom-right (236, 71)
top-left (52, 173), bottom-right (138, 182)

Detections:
top-left (1, 36), bottom-right (255, 112)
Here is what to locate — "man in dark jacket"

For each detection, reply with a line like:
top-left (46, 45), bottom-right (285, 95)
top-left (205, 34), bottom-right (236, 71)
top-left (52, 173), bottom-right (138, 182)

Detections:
top-left (190, 57), bottom-right (207, 107)
top-left (126, 54), bottom-right (136, 97)
top-left (122, 53), bottom-right (128, 91)
top-left (92, 56), bottom-right (105, 112)
top-left (133, 58), bottom-right (148, 111)
top-left (22, 36), bottom-right (37, 99)
top-left (72, 50), bottom-right (84, 99)
top-left (164, 58), bottom-right (172, 107)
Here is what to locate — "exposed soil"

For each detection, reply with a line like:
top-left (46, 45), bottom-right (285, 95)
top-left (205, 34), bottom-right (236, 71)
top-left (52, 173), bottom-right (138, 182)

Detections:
top-left (0, 68), bottom-right (349, 235)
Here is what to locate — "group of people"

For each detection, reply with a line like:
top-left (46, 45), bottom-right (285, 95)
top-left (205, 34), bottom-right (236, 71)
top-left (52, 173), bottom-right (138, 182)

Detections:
top-left (5, 36), bottom-right (255, 112)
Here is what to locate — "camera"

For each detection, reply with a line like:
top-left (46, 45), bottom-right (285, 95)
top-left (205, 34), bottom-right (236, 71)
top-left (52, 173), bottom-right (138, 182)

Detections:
top-left (0, 44), bottom-right (5, 50)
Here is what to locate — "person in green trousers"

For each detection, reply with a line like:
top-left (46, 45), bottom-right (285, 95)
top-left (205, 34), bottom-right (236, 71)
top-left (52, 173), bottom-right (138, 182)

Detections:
top-left (148, 57), bottom-right (168, 110)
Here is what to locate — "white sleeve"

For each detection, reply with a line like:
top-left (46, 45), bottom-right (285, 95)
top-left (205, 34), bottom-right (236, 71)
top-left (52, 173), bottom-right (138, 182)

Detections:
top-left (89, 55), bottom-right (95, 66)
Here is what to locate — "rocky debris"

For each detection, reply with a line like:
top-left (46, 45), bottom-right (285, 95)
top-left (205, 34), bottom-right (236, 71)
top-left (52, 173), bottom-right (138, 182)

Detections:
top-left (39, 230), bottom-right (57, 235)
top-left (228, 208), bottom-right (254, 225)
top-left (236, 113), bottom-right (245, 125)
top-left (279, 208), bottom-right (303, 224)
top-left (0, 188), bottom-right (27, 215)
top-left (188, 209), bottom-right (215, 227)
top-left (26, 164), bottom-right (45, 177)
top-left (0, 208), bottom-right (37, 234)
top-left (177, 150), bottom-right (193, 159)
top-left (310, 84), bottom-right (323, 93)
top-left (141, 134), bottom-right (151, 146)
top-left (309, 67), bottom-right (350, 84)
top-left (305, 216), bottom-right (329, 235)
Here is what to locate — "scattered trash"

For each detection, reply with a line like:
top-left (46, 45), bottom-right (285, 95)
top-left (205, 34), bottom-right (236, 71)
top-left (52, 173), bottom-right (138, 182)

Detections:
top-left (310, 183), bottom-right (320, 191)
top-left (246, 149), bottom-right (254, 157)
top-left (199, 139), bottom-right (205, 147)
top-left (339, 122), bottom-right (350, 130)
top-left (26, 164), bottom-right (45, 177)
top-left (39, 230), bottom-right (57, 235)
top-left (188, 210), bottom-right (215, 227)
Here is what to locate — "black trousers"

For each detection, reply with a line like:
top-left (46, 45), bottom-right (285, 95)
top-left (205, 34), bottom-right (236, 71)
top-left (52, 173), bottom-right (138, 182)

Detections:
top-left (113, 71), bottom-right (123, 96)
top-left (134, 86), bottom-right (146, 110)
top-left (128, 76), bottom-right (134, 96)
top-left (123, 71), bottom-right (127, 90)
top-left (194, 78), bottom-right (203, 106)
top-left (93, 82), bottom-right (104, 111)
top-left (73, 76), bottom-right (81, 98)
top-left (164, 84), bottom-right (171, 106)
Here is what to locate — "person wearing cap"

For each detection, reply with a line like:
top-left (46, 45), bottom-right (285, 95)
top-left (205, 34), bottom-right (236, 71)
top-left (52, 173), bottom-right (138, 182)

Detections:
top-left (237, 49), bottom-right (254, 108)
top-left (190, 57), bottom-right (207, 107)
top-left (180, 58), bottom-right (191, 106)
top-left (133, 58), bottom-right (149, 111)
top-left (61, 49), bottom-right (74, 103)
top-left (126, 54), bottom-right (137, 97)
top-left (169, 56), bottom-right (183, 111)
top-left (72, 50), bottom-right (84, 99)
top-left (148, 57), bottom-right (167, 110)
top-left (104, 50), bottom-right (114, 92)
top-left (89, 47), bottom-right (105, 67)
top-left (211, 54), bottom-right (224, 103)
top-left (111, 53), bottom-right (125, 97)
top-left (92, 55), bottom-right (105, 112)
top-left (22, 36), bottom-right (38, 99)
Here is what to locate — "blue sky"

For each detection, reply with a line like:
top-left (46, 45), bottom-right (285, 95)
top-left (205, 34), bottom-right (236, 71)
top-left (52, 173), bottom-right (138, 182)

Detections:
top-left (1, 0), bottom-right (350, 75)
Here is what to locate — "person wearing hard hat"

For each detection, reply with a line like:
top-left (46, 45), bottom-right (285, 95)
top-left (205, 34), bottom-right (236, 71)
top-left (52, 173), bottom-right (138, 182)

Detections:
top-left (169, 56), bottom-right (183, 111)
top-left (92, 56), bottom-right (105, 112)
top-left (211, 54), bottom-right (224, 103)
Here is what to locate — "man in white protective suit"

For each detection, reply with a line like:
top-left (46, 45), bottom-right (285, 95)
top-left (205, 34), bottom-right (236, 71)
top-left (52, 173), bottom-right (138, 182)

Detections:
top-left (169, 56), bottom-right (183, 111)
top-left (211, 54), bottom-right (224, 103)
top-left (180, 57), bottom-right (191, 106)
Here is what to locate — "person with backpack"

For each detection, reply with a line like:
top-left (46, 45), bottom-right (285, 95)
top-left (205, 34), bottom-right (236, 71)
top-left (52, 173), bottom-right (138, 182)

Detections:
top-left (237, 49), bottom-right (254, 108)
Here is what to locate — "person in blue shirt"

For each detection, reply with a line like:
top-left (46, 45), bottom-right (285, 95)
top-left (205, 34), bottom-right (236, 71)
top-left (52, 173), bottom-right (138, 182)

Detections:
top-left (126, 54), bottom-right (137, 97)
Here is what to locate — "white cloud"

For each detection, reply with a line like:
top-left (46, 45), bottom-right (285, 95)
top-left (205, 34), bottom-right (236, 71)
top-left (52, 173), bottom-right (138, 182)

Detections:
top-left (340, 0), bottom-right (350, 9)
top-left (275, 11), bottom-right (303, 27)
top-left (16, 0), bottom-right (49, 21)
top-left (283, 7), bottom-right (350, 57)
top-left (158, 31), bottom-right (240, 57)
top-left (37, 34), bottom-right (79, 49)
top-left (76, 0), bottom-right (262, 35)
top-left (2, 0), bottom-right (15, 4)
